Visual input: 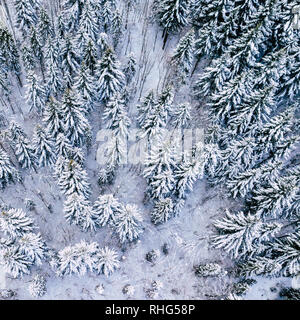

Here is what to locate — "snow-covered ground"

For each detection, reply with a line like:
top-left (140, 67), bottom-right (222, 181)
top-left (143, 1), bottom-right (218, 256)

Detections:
top-left (0, 0), bottom-right (292, 300)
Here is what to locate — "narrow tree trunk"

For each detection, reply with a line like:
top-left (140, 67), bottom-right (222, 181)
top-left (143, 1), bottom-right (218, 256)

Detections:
top-left (162, 31), bottom-right (169, 50)
top-left (191, 56), bottom-right (201, 76)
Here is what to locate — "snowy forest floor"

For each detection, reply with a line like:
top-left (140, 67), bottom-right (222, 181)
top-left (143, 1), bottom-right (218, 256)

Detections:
top-left (0, 0), bottom-right (293, 300)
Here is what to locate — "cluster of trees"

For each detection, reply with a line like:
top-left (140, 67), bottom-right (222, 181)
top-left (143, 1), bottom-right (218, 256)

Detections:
top-left (50, 241), bottom-right (120, 277)
top-left (0, 205), bottom-right (47, 278)
top-left (189, 0), bottom-right (300, 278)
top-left (137, 85), bottom-right (217, 224)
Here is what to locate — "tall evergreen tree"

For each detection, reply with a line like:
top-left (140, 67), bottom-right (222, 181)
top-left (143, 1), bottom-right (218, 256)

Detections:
top-left (58, 159), bottom-right (91, 199)
top-left (61, 89), bottom-right (91, 147)
top-left (96, 48), bottom-right (125, 102)
top-left (25, 71), bottom-right (45, 114)
top-left (32, 125), bottom-right (56, 167)
top-left (155, 0), bottom-right (191, 48)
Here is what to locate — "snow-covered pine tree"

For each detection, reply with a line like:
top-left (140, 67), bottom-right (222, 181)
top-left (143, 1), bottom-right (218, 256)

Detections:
top-left (256, 107), bottom-right (296, 159)
top-left (55, 133), bottom-right (73, 159)
top-left (70, 147), bottom-right (85, 165)
top-left (114, 204), bottom-right (144, 244)
top-left (29, 26), bottom-right (44, 67)
top-left (96, 48), bottom-right (125, 102)
top-left (64, 193), bottom-right (97, 232)
top-left (44, 37), bottom-right (63, 97)
top-left (28, 275), bottom-right (47, 298)
top-left (250, 171), bottom-right (300, 218)
top-left (96, 246), bottom-right (120, 276)
top-left (139, 85), bottom-right (174, 140)
top-left (111, 9), bottom-right (123, 49)
top-left (97, 32), bottom-right (110, 55)
top-left (76, 0), bottom-right (98, 48)
top-left (58, 159), bottom-right (91, 199)
top-left (0, 208), bottom-right (34, 239)
top-left (239, 231), bottom-right (300, 278)
top-left (174, 152), bottom-right (205, 199)
top-left (0, 148), bottom-right (20, 189)
top-left (14, 0), bottom-right (38, 35)
top-left (61, 89), bottom-right (91, 147)
top-left (53, 240), bottom-right (98, 276)
top-left (192, 0), bottom-right (239, 59)
top-left (137, 90), bottom-right (156, 128)
top-left (151, 197), bottom-right (174, 225)
top-left (143, 138), bottom-right (177, 199)
top-left (172, 103), bottom-right (191, 128)
top-left (43, 97), bottom-right (64, 139)
top-left (62, 0), bottom-right (85, 33)
top-left (73, 63), bottom-right (96, 111)
top-left (103, 93), bottom-right (131, 134)
top-left (60, 34), bottom-right (80, 87)
top-left (155, 0), bottom-right (191, 49)
top-left (21, 45), bottom-right (36, 71)
top-left (123, 53), bottom-right (137, 84)
top-left (211, 210), bottom-right (282, 259)
top-left (37, 8), bottom-right (54, 44)
top-left (13, 135), bottom-right (37, 170)
top-left (226, 160), bottom-right (282, 199)
top-left (0, 245), bottom-right (32, 278)
top-left (25, 71), bottom-right (45, 114)
top-left (53, 240), bottom-right (119, 277)
top-left (93, 194), bottom-right (122, 227)
top-left (171, 28), bottom-right (195, 82)
top-left (32, 125), bottom-right (56, 167)
top-left (16, 232), bottom-right (47, 266)
top-left (0, 26), bottom-right (21, 83)
top-left (100, 1), bottom-right (114, 33)
top-left (82, 39), bottom-right (98, 75)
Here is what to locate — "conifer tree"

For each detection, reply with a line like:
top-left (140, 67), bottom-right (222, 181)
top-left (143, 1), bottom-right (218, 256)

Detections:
top-left (96, 246), bottom-right (120, 276)
top-left (32, 125), bottom-right (56, 167)
top-left (114, 204), bottom-right (144, 243)
top-left (77, 1), bottom-right (98, 47)
top-left (37, 8), bottom-right (54, 44)
top-left (0, 208), bottom-right (34, 239)
top-left (0, 26), bottom-right (21, 83)
top-left (123, 53), bottom-right (137, 84)
top-left (14, 0), bottom-right (38, 35)
top-left (96, 48), bottom-right (125, 102)
top-left (25, 71), bottom-right (45, 114)
top-left (155, 0), bottom-right (191, 49)
top-left (82, 39), bottom-right (98, 75)
top-left (61, 89), bottom-right (91, 147)
top-left (212, 210), bottom-right (281, 259)
top-left (97, 32), bottom-right (110, 55)
top-left (111, 9), bottom-right (123, 49)
top-left (73, 63), bottom-right (96, 111)
top-left (171, 28), bottom-right (195, 82)
top-left (58, 159), bottom-right (91, 199)
top-left (0, 245), bottom-right (32, 278)
top-left (21, 45), bottom-right (36, 71)
top-left (16, 232), bottom-right (47, 266)
top-left (93, 194), bottom-right (122, 227)
top-left (143, 139), bottom-right (177, 199)
top-left (43, 97), bottom-right (64, 139)
top-left (151, 198), bottom-right (174, 225)
top-left (55, 133), bottom-right (73, 158)
top-left (64, 193), bottom-right (97, 232)
top-left (137, 90), bottom-right (156, 128)
top-left (13, 135), bottom-right (37, 170)
top-left (0, 148), bottom-right (20, 189)
top-left (61, 35), bottom-right (80, 87)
